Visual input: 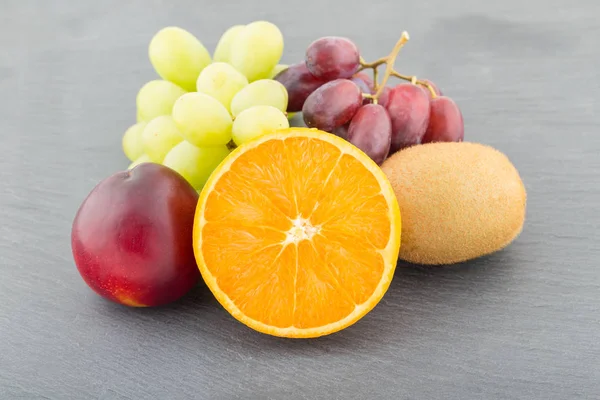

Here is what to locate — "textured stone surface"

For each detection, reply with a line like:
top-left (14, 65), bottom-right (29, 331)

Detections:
top-left (1, 1), bottom-right (599, 398)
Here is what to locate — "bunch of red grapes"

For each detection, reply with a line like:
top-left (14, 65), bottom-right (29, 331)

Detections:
top-left (274, 35), bottom-right (464, 165)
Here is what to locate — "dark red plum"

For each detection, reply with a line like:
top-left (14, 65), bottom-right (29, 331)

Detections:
top-left (71, 163), bottom-right (200, 307)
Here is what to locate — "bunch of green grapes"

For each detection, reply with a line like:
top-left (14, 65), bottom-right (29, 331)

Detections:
top-left (121, 21), bottom-right (292, 191)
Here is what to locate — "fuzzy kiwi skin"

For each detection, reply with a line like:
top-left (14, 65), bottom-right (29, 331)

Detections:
top-left (381, 142), bottom-right (527, 265)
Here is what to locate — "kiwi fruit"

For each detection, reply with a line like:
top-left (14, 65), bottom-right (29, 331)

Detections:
top-left (381, 142), bottom-right (527, 265)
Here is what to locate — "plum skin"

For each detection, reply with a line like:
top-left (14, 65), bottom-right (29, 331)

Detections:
top-left (71, 163), bottom-right (200, 307)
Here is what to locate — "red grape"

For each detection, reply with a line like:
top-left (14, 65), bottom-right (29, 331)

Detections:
top-left (305, 37), bottom-right (360, 80)
top-left (385, 83), bottom-right (431, 153)
top-left (422, 96), bottom-right (464, 143)
top-left (347, 104), bottom-right (392, 165)
top-left (302, 79), bottom-right (362, 132)
top-left (332, 123), bottom-right (350, 139)
top-left (377, 86), bottom-right (391, 108)
top-left (419, 79), bottom-right (442, 98)
top-left (352, 72), bottom-right (374, 91)
top-left (351, 72), bottom-right (374, 105)
top-left (274, 63), bottom-right (328, 112)
top-left (351, 76), bottom-right (372, 95)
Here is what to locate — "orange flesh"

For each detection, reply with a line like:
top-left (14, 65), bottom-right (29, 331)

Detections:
top-left (196, 130), bottom-right (400, 337)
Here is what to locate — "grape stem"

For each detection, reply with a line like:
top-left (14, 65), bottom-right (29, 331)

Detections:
top-left (359, 56), bottom-right (387, 70)
top-left (373, 31), bottom-right (409, 100)
top-left (358, 31), bottom-right (438, 100)
top-left (390, 70), bottom-right (438, 98)
top-left (226, 139), bottom-right (237, 151)
top-left (373, 68), bottom-right (379, 94)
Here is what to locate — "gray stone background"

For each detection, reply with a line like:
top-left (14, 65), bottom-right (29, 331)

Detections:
top-left (1, 0), bottom-right (598, 399)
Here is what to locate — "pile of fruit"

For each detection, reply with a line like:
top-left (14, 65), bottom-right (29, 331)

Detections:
top-left (71, 21), bottom-right (527, 339)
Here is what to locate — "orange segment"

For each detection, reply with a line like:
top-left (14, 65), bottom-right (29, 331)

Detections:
top-left (201, 223), bottom-right (285, 276)
top-left (193, 128), bottom-right (401, 338)
top-left (223, 244), bottom-right (296, 328)
top-left (312, 233), bottom-right (386, 305)
top-left (320, 194), bottom-right (392, 249)
top-left (293, 241), bottom-right (356, 328)
top-left (282, 137), bottom-right (343, 217)
top-left (204, 170), bottom-right (292, 231)
top-left (224, 139), bottom-right (296, 216)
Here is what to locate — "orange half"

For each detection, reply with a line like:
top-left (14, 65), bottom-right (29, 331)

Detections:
top-left (193, 128), bottom-right (401, 338)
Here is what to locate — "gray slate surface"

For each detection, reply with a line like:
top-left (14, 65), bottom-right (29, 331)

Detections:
top-left (1, 1), bottom-right (599, 399)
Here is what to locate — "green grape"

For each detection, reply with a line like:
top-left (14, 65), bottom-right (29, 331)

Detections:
top-left (229, 21), bottom-right (284, 82)
top-left (268, 64), bottom-right (288, 79)
top-left (172, 92), bottom-right (233, 147)
top-left (230, 79), bottom-right (288, 117)
top-left (136, 110), bottom-right (143, 122)
top-left (148, 27), bottom-right (212, 91)
top-left (128, 154), bottom-right (153, 170)
top-left (213, 25), bottom-right (245, 63)
top-left (196, 62), bottom-right (248, 112)
top-left (232, 105), bottom-right (289, 146)
top-left (122, 122), bottom-right (147, 161)
top-left (142, 116), bottom-right (184, 162)
top-left (136, 80), bottom-right (187, 122)
top-left (163, 141), bottom-right (230, 190)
